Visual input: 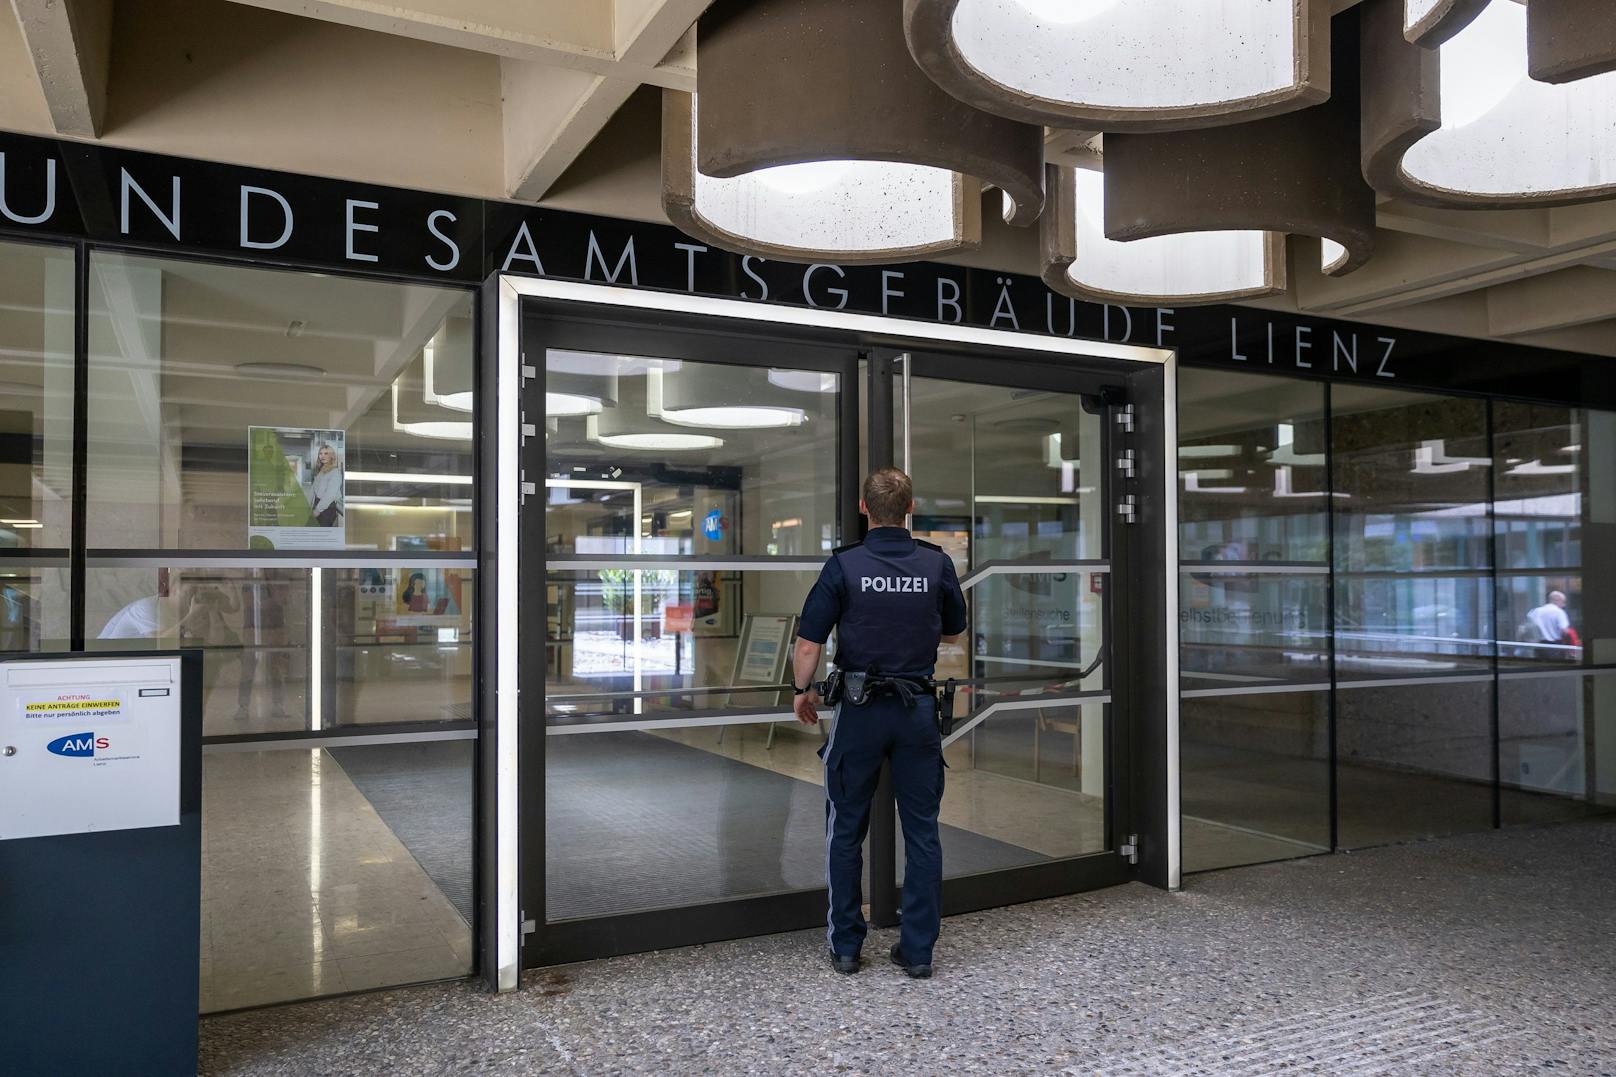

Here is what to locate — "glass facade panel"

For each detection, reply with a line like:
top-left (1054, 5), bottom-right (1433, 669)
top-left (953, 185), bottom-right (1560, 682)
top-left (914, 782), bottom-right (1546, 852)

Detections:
top-left (1493, 402), bottom-right (1616, 669)
top-left (1178, 370), bottom-right (1329, 563)
top-left (85, 564), bottom-right (472, 737)
top-left (1336, 679), bottom-right (1495, 846)
top-left (1332, 387), bottom-right (1492, 681)
top-left (1180, 571), bottom-right (1330, 686)
top-left (85, 252), bottom-right (474, 550)
top-left (1498, 672), bottom-right (1616, 824)
top-left (908, 375), bottom-right (1104, 562)
top-left (0, 240), bottom-right (74, 552)
top-left (1181, 690), bottom-right (1331, 872)
top-left (199, 744), bottom-right (473, 1012)
top-left (542, 345), bottom-right (844, 923)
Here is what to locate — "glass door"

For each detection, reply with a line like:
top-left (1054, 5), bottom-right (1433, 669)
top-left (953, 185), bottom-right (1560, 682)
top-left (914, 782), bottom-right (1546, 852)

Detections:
top-left (520, 302), bottom-right (1140, 965)
top-left (891, 351), bottom-right (1131, 914)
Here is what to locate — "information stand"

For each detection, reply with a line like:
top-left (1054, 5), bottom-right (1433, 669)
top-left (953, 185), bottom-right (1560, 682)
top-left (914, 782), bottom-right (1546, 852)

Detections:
top-left (0, 650), bottom-right (203, 1077)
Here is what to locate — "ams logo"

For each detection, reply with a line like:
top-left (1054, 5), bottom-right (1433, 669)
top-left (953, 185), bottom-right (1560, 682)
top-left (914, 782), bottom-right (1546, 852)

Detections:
top-left (46, 732), bottom-right (109, 758)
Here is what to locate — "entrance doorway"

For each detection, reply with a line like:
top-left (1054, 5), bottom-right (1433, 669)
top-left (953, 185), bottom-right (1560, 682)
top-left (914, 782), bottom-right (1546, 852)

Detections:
top-left (518, 298), bottom-right (1149, 966)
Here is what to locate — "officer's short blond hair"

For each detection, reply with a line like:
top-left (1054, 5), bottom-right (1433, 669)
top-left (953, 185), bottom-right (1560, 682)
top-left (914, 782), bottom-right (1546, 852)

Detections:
top-left (862, 467), bottom-right (913, 527)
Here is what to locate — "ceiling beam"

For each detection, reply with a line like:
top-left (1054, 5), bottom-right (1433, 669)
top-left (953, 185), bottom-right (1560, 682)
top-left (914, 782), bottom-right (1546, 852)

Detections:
top-left (9, 0), bottom-right (113, 137)
top-left (224, 0), bottom-right (696, 88)
top-left (1486, 265), bottom-right (1616, 336)
top-left (1296, 200), bottom-right (1616, 317)
top-left (503, 2), bottom-right (707, 202)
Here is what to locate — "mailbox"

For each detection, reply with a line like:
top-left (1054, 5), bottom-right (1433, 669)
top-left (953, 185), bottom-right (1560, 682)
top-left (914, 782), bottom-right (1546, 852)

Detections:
top-left (0, 651), bottom-right (202, 1077)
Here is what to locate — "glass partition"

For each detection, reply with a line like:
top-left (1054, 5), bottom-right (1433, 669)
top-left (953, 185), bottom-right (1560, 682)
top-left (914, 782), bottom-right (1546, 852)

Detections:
top-left (1176, 368), bottom-right (1332, 871)
top-left (79, 250), bottom-right (479, 1011)
top-left (541, 343), bottom-right (845, 922)
top-left (0, 239), bottom-right (75, 649)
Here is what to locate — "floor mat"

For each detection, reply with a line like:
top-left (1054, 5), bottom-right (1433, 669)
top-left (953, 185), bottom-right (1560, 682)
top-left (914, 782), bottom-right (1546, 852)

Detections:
top-left (327, 740), bottom-right (475, 924)
top-left (546, 731), bottom-right (1044, 921)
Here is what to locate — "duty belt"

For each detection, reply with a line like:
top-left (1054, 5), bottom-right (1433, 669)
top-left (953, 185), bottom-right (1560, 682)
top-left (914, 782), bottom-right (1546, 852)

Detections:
top-left (816, 670), bottom-right (960, 736)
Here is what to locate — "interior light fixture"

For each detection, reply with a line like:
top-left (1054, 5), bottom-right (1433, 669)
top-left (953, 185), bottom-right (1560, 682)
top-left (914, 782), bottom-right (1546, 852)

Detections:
top-left (234, 361), bottom-right (326, 378)
top-left (587, 379), bottom-right (724, 452)
top-left (904, 0), bottom-right (1331, 131)
top-left (766, 369), bottom-right (839, 394)
top-left (661, 0), bottom-right (1044, 265)
top-left (1178, 445), bottom-right (1242, 459)
top-left (346, 471), bottom-right (474, 486)
top-left (1366, 0), bottom-right (1616, 208)
top-left (1044, 166), bottom-right (1281, 305)
top-left (1403, 0), bottom-right (1488, 46)
top-left (543, 351), bottom-right (623, 419)
top-left (392, 356), bottom-right (472, 442)
top-left (649, 367), bottom-right (807, 430)
top-left (422, 315), bottom-right (475, 413)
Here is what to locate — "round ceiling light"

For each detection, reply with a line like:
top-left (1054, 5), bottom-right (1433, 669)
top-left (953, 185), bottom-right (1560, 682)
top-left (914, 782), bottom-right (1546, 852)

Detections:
top-left (904, 0), bottom-right (1332, 131)
top-left (661, 0), bottom-right (1044, 265)
top-left (587, 379), bottom-right (724, 452)
top-left (1365, 0), bottom-right (1616, 208)
top-left (766, 369), bottom-right (838, 394)
top-left (421, 315), bottom-right (474, 413)
top-left (649, 367), bottom-right (806, 430)
top-left (1044, 37), bottom-right (1375, 310)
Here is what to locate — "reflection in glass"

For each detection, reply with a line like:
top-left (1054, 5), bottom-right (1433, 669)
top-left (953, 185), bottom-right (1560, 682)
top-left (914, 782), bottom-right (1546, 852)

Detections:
top-left (86, 564), bottom-right (472, 737)
top-left (0, 564), bottom-right (70, 651)
top-left (85, 252), bottom-right (474, 549)
top-left (0, 240), bottom-right (75, 549)
top-left (1179, 572), bottom-right (1329, 684)
top-left (545, 568), bottom-right (820, 723)
top-left (1178, 369), bottom-right (1329, 563)
top-left (1181, 691), bottom-right (1330, 872)
top-left (1332, 387), bottom-right (1492, 680)
top-left (908, 377), bottom-right (1102, 562)
top-left (1493, 402), bottom-right (1613, 670)
top-left (544, 350), bottom-right (839, 558)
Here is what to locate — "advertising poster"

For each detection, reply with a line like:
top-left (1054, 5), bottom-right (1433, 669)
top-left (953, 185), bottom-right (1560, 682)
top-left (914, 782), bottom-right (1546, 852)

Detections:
top-left (247, 426), bottom-right (346, 549)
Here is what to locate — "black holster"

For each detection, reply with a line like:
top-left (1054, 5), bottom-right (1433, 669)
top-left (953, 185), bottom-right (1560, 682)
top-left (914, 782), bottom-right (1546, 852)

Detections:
top-left (937, 679), bottom-right (957, 737)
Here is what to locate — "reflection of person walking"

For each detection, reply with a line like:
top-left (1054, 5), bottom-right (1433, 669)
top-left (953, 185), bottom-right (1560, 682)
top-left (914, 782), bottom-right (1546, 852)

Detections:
top-left (1527, 590), bottom-right (1574, 649)
top-left (792, 467), bottom-right (967, 980)
top-left (310, 442), bottom-right (344, 527)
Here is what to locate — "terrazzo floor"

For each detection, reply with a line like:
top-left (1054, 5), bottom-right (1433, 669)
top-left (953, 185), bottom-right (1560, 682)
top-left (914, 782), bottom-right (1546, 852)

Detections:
top-left (199, 816), bottom-right (1616, 1075)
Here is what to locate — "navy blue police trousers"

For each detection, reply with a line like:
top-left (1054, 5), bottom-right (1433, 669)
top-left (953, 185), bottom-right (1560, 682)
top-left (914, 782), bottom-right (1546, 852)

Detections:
top-left (822, 693), bottom-right (945, 964)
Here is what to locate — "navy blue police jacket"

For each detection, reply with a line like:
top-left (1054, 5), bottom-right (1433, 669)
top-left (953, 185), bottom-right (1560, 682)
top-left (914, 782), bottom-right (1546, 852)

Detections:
top-left (798, 526), bottom-right (968, 677)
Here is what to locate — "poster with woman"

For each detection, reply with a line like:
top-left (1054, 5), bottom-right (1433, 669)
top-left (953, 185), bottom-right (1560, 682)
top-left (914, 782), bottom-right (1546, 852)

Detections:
top-left (247, 426), bottom-right (346, 549)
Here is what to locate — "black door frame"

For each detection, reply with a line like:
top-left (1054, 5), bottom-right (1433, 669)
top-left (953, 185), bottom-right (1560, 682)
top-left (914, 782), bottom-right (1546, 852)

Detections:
top-left (515, 296), bottom-right (1159, 967)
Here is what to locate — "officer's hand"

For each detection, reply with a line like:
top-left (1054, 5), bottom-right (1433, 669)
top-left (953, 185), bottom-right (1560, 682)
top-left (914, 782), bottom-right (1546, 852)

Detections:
top-left (794, 690), bottom-right (820, 726)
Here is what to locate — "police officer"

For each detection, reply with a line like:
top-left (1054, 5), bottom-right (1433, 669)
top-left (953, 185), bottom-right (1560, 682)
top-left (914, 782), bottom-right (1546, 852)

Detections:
top-left (792, 467), bottom-right (967, 978)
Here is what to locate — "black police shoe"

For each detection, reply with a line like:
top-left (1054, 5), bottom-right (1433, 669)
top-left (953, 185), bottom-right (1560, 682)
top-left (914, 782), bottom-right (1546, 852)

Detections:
top-left (889, 943), bottom-right (933, 979)
top-left (828, 950), bottom-right (861, 974)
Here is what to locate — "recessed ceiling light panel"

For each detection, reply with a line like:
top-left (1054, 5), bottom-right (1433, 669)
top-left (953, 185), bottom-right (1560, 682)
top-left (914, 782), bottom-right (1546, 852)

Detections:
top-left (662, 0), bottom-right (1043, 265)
top-left (904, 0), bottom-right (1332, 131)
top-left (1366, 0), bottom-right (1616, 207)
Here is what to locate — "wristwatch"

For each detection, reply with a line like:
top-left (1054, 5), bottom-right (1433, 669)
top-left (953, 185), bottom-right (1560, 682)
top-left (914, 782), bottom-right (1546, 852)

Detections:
top-left (793, 683), bottom-right (813, 696)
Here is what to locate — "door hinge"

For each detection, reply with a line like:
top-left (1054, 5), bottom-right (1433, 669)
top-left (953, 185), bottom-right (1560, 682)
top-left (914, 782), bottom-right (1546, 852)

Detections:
top-left (521, 917), bottom-right (536, 939)
top-left (1119, 834), bottom-right (1139, 864)
top-left (521, 364), bottom-right (537, 382)
top-left (1114, 404), bottom-right (1135, 434)
top-left (1115, 449), bottom-right (1136, 479)
top-left (1116, 494), bottom-right (1137, 524)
